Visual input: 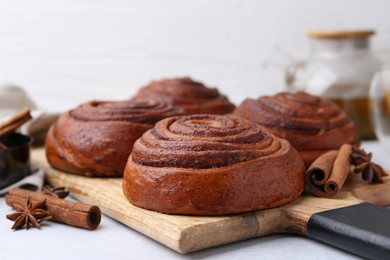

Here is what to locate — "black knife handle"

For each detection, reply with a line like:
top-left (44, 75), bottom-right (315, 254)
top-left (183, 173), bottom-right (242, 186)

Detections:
top-left (308, 203), bottom-right (390, 259)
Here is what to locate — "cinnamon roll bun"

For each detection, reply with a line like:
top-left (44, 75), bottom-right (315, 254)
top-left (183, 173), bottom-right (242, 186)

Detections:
top-left (233, 92), bottom-right (360, 167)
top-left (123, 114), bottom-right (305, 215)
top-left (133, 77), bottom-right (235, 115)
top-left (45, 100), bottom-right (184, 177)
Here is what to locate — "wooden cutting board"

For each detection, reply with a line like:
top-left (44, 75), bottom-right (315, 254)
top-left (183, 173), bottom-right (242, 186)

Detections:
top-left (32, 148), bottom-right (390, 256)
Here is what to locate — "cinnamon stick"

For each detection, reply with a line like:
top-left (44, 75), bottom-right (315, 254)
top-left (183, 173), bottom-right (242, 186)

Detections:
top-left (325, 144), bottom-right (353, 195)
top-left (6, 188), bottom-right (101, 230)
top-left (0, 107), bottom-right (32, 138)
top-left (306, 150), bottom-right (338, 188)
top-left (306, 144), bottom-right (353, 197)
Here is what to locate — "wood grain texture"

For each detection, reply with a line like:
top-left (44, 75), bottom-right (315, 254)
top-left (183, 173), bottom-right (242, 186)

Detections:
top-left (32, 148), bottom-right (390, 254)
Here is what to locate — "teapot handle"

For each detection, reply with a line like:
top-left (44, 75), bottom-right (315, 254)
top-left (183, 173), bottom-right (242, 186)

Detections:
top-left (285, 60), bottom-right (306, 90)
top-left (369, 72), bottom-right (382, 99)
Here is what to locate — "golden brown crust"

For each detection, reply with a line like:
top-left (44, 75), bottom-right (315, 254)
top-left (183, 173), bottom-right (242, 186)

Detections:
top-left (45, 100), bottom-right (185, 177)
top-left (123, 114), bottom-right (305, 215)
top-left (233, 92), bottom-right (360, 166)
top-left (133, 77), bottom-right (235, 115)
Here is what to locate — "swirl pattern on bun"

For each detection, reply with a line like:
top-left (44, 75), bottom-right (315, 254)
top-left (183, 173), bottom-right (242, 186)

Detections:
top-left (133, 77), bottom-right (235, 115)
top-left (123, 114), bottom-right (305, 215)
top-left (46, 100), bottom-right (185, 177)
top-left (233, 92), bottom-right (360, 166)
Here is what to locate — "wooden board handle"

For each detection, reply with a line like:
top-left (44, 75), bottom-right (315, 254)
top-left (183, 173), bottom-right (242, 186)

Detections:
top-left (308, 203), bottom-right (390, 259)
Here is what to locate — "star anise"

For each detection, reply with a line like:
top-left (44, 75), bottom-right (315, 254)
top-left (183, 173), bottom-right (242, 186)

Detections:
top-left (42, 185), bottom-right (69, 199)
top-left (350, 147), bottom-right (388, 183)
top-left (6, 197), bottom-right (52, 230)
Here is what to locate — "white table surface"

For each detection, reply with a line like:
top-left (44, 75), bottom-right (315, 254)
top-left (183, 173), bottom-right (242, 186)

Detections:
top-left (0, 141), bottom-right (389, 260)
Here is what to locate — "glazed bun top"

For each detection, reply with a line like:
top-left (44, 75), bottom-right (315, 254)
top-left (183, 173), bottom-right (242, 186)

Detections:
top-left (45, 99), bottom-right (185, 177)
top-left (233, 92), bottom-right (360, 164)
top-left (70, 99), bottom-right (185, 125)
top-left (133, 77), bottom-right (235, 115)
top-left (236, 92), bottom-right (351, 132)
top-left (124, 114), bottom-right (306, 215)
top-left (132, 114), bottom-right (290, 169)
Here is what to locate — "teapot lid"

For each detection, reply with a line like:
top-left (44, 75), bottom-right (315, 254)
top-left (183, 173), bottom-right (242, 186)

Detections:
top-left (308, 30), bottom-right (375, 39)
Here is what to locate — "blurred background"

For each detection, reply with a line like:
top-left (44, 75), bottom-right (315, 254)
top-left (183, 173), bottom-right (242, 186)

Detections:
top-left (0, 0), bottom-right (389, 111)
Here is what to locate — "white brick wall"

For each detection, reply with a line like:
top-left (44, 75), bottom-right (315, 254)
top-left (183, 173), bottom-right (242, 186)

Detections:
top-left (0, 0), bottom-right (389, 111)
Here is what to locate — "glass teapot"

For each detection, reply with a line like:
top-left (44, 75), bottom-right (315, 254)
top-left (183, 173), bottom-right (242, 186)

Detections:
top-left (285, 30), bottom-right (381, 140)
